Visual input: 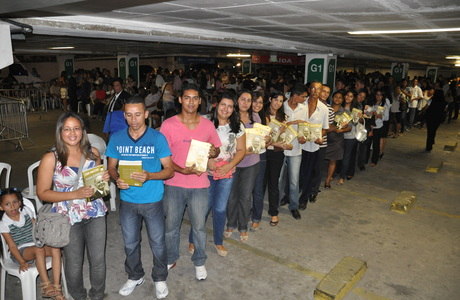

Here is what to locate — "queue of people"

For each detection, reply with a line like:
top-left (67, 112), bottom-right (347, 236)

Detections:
top-left (0, 70), bottom-right (455, 300)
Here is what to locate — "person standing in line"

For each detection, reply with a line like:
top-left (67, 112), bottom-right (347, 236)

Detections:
top-left (299, 82), bottom-right (329, 204)
top-left (340, 90), bottom-right (360, 184)
top-left (369, 90), bottom-right (388, 166)
top-left (299, 85), bottom-right (334, 205)
top-left (37, 112), bottom-right (109, 300)
top-left (103, 78), bottom-right (131, 139)
top-left (225, 90), bottom-right (260, 241)
top-left (106, 96), bottom-right (173, 299)
top-left (250, 92), bottom-right (267, 231)
top-left (188, 90), bottom-right (246, 256)
top-left (160, 84), bottom-right (221, 280)
top-left (265, 92), bottom-right (291, 225)
top-left (278, 84), bottom-right (308, 220)
top-left (407, 78), bottom-right (423, 128)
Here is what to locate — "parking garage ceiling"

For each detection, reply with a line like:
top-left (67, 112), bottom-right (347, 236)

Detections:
top-left (1, 0), bottom-right (459, 66)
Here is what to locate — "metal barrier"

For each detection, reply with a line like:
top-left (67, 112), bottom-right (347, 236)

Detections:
top-left (0, 88), bottom-right (53, 112)
top-left (0, 97), bottom-right (29, 151)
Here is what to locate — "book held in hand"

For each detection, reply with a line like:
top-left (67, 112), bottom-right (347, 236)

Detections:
top-left (268, 119), bottom-right (285, 142)
top-left (245, 128), bottom-right (265, 154)
top-left (118, 160), bottom-right (143, 187)
top-left (277, 125), bottom-right (297, 144)
top-left (82, 165), bottom-right (110, 201)
top-left (185, 139), bottom-right (211, 173)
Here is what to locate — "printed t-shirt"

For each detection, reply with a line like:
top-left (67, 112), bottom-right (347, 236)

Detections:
top-left (106, 127), bottom-right (171, 203)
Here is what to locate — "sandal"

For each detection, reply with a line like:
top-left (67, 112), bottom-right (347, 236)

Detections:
top-left (52, 284), bottom-right (67, 300)
top-left (188, 243), bottom-right (195, 255)
top-left (223, 229), bottom-right (233, 238)
top-left (239, 232), bottom-right (249, 241)
top-left (269, 216), bottom-right (279, 226)
top-left (41, 281), bottom-right (58, 298)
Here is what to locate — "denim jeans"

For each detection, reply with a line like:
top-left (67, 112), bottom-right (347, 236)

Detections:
top-left (341, 139), bottom-right (358, 179)
top-left (408, 107), bottom-right (417, 127)
top-left (227, 163), bottom-right (260, 232)
top-left (252, 152), bottom-right (267, 223)
top-left (278, 155), bottom-right (302, 210)
top-left (163, 186), bottom-right (208, 266)
top-left (119, 201), bottom-right (168, 282)
top-left (188, 176), bottom-right (234, 246)
top-left (311, 147), bottom-right (326, 194)
top-left (63, 216), bottom-right (106, 300)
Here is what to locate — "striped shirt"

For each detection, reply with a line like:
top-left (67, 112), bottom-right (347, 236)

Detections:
top-left (0, 206), bottom-right (36, 250)
top-left (320, 103), bottom-right (334, 148)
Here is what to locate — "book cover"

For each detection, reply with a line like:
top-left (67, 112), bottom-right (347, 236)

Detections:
top-left (268, 119), bottom-right (284, 142)
top-left (298, 121), bottom-right (311, 140)
top-left (309, 123), bottom-right (322, 141)
top-left (245, 128), bottom-right (265, 154)
top-left (82, 165), bottom-right (110, 201)
top-left (185, 139), bottom-right (211, 173)
top-left (253, 123), bottom-right (271, 137)
top-left (118, 160), bottom-right (143, 187)
top-left (351, 108), bottom-right (362, 123)
top-left (277, 125), bottom-right (297, 144)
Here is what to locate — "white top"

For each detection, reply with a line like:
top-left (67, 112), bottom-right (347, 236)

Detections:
top-left (408, 85), bottom-right (423, 108)
top-left (0, 206), bottom-right (36, 250)
top-left (216, 123), bottom-right (245, 162)
top-left (145, 92), bottom-right (161, 112)
top-left (301, 100), bottom-right (330, 152)
top-left (283, 101), bottom-right (307, 156)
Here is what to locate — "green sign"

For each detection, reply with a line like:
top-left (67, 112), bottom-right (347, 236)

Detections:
top-left (307, 58), bottom-right (325, 83)
top-left (391, 63), bottom-right (404, 82)
top-left (327, 59), bottom-right (336, 88)
top-left (426, 68), bottom-right (437, 82)
top-left (242, 59), bottom-right (251, 74)
top-left (118, 58), bottom-right (126, 79)
top-left (64, 59), bottom-right (73, 78)
top-left (128, 57), bottom-right (138, 83)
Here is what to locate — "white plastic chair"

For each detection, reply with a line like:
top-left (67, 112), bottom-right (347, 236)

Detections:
top-left (0, 163), bottom-right (11, 188)
top-left (0, 198), bottom-right (68, 300)
top-left (77, 101), bottom-right (91, 116)
top-left (21, 161), bottom-right (42, 211)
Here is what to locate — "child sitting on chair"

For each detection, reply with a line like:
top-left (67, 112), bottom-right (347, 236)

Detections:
top-left (0, 187), bottom-right (66, 300)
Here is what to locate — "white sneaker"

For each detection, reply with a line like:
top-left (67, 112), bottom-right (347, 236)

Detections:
top-left (195, 265), bottom-right (207, 280)
top-left (155, 281), bottom-right (169, 299)
top-left (119, 277), bottom-right (145, 296)
top-left (167, 262), bottom-right (176, 270)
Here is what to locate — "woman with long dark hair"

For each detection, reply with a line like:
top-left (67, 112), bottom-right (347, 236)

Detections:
top-left (37, 112), bottom-right (109, 300)
top-left (225, 90), bottom-right (260, 241)
top-left (188, 90), bottom-right (246, 256)
top-left (340, 90), bottom-right (360, 183)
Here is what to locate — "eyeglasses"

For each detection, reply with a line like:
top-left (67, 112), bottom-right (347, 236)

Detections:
top-left (0, 187), bottom-right (20, 196)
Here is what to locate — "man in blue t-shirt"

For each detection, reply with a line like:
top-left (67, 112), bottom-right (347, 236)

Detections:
top-left (106, 96), bottom-right (173, 299)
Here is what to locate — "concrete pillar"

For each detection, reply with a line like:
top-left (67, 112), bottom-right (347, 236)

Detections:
top-left (0, 24), bottom-right (13, 69)
top-left (426, 66), bottom-right (438, 82)
top-left (304, 54), bottom-right (337, 88)
top-left (57, 55), bottom-right (74, 78)
top-left (117, 54), bottom-right (139, 86)
top-left (390, 63), bottom-right (409, 82)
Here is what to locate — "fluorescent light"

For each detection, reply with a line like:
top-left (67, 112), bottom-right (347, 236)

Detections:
top-left (49, 46), bottom-right (75, 50)
top-left (348, 27), bottom-right (460, 35)
top-left (455, 63), bottom-right (460, 67)
top-left (446, 56), bottom-right (460, 59)
top-left (227, 53), bottom-right (251, 58)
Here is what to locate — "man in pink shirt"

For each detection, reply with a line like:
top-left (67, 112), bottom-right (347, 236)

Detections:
top-left (160, 84), bottom-right (221, 281)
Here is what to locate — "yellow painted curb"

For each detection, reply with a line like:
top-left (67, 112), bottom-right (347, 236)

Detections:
top-left (443, 142), bottom-right (457, 152)
top-left (390, 191), bottom-right (416, 214)
top-left (425, 160), bottom-right (443, 173)
top-left (314, 256), bottom-right (367, 300)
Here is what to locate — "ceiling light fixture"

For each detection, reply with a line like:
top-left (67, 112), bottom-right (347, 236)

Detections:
top-left (227, 53), bottom-right (251, 58)
top-left (49, 46), bottom-right (75, 50)
top-left (348, 27), bottom-right (460, 35)
top-left (455, 63), bottom-right (460, 67)
top-left (446, 56), bottom-right (460, 60)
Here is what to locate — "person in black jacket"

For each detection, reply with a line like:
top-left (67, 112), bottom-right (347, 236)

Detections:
top-left (103, 78), bottom-right (131, 139)
top-left (425, 88), bottom-right (447, 152)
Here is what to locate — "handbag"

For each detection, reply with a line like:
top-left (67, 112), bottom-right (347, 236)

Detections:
top-left (355, 118), bottom-right (368, 142)
top-left (33, 155), bottom-right (85, 248)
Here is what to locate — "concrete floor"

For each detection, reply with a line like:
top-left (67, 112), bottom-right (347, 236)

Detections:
top-left (1, 110), bottom-right (459, 300)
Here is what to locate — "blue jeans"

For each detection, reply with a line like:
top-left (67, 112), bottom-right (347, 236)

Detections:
top-left (409, 107), bottom-right (417, 127)
top-left (64, 216), bottom-right (106, 300)
top-left (279, 155), bottom-right (302, 210)
top-left (189, 176), bottom-right (234, 246)
top-left (119, 201), bottom-right (167, 282)
top-left (227, 163), bottom-right (260, 232)
top-left (163, 186), bottom-right (208, 266)
top-left (252, 152), bottom-right (267, 223)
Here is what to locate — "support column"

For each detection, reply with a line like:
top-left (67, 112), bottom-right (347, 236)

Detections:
top-left (426, 67), bottom-right (438, 82)
top-left (391, 63), bottom-right (409, 82)
top-left (0, 24), bottom-right (13, 69)
top-left (304, 54), bottom-right (337, 88)
top-left (117, 54), bottom-right (139, 87)
top-left (57, 55), bottom-right (74, 78)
